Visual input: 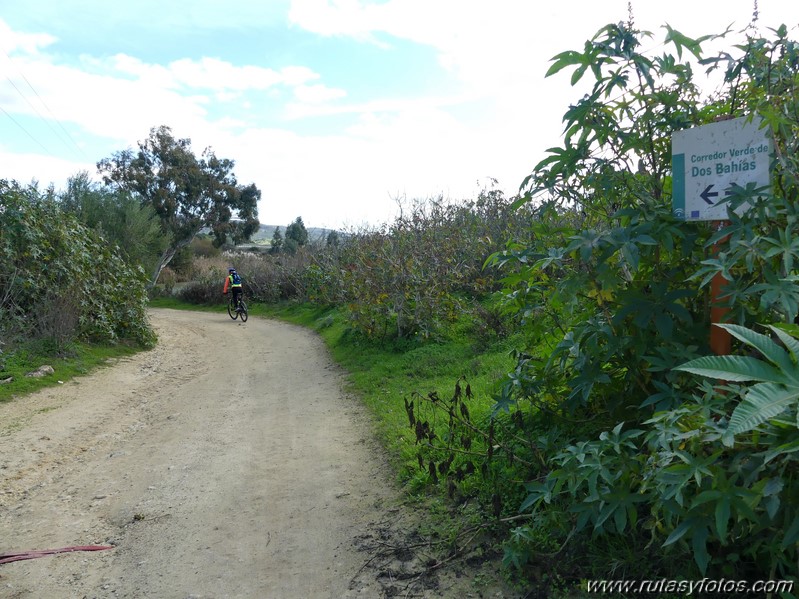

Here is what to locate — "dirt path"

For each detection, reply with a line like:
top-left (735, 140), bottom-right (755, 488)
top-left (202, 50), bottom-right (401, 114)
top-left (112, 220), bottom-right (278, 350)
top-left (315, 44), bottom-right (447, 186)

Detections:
top-left (0, 308), bottom-right (484, 598)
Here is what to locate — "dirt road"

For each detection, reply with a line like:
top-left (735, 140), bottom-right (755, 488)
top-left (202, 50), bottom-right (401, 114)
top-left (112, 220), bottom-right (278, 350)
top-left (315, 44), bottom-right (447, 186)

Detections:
top-left (0, 308), bottom-right (457, 598)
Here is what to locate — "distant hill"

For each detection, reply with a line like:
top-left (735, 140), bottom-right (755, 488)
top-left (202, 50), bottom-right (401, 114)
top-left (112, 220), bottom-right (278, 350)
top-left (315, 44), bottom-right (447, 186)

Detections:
top-left (249, 224), bottom-right (335, 244)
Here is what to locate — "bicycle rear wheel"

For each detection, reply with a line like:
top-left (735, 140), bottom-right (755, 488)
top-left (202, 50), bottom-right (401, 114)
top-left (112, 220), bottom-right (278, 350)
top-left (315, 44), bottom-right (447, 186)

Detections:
top-left (227, 299), bottom-right (238, 320)
top-left (239, 301), bottom-right (248, 322)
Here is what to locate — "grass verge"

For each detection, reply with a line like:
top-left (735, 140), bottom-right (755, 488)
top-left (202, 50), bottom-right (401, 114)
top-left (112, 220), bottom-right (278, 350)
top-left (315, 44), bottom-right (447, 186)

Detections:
top-left (0, 340), bottom-right (143, 403)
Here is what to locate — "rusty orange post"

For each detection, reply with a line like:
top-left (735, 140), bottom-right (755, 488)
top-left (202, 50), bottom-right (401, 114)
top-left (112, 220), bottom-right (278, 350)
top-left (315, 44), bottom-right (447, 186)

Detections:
top-left (709, 220), bottom-right (732, 355)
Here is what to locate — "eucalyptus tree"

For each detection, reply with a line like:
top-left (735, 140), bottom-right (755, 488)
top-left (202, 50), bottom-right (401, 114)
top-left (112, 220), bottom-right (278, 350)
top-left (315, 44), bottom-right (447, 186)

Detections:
top-left (97, 125), bottom-right (260, 286)
top-left (269, 226), bottom-right (284, 254)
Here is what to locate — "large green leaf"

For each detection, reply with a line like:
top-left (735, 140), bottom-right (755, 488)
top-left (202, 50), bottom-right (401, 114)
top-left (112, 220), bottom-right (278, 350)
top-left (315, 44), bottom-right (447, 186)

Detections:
top-left (716, 324), bottom-right (794, 373)
top-left (663, 25), bottom-right (712, 60)
top-left (715, 496), bottom-right (731, 543)
top-left (692, 526), bottom-right (710, 575)
top-left (782, 516), bottom-right (799, 549)
top-left (663, 519), bottom-right (692, 546)
top-left (675, 355), bottom-right (785, 384)
top-left (678, 325), bottom-right (799, 438)
top-left (770, 325), bottom-right (799, 371)
top-left (728, 383), bottom-right (799, 435)
top-left (545, 50), bottom-right (585, 78)
top-left (762, 438), bottom-right (799, 464)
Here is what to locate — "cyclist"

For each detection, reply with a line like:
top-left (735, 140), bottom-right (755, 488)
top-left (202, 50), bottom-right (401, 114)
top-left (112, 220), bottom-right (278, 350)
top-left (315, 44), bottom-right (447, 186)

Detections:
top-left (223, 267), bottom-right (243, 312)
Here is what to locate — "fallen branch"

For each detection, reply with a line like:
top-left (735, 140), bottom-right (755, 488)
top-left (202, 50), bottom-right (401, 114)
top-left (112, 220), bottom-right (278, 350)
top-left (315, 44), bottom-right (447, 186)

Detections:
top-left (0, 545), bottom-right (113, 565)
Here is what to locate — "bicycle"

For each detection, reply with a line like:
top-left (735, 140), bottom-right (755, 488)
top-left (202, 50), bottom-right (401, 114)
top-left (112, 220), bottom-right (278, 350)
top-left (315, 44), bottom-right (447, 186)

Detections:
top-left (226, 293), bottom-right (249, 322)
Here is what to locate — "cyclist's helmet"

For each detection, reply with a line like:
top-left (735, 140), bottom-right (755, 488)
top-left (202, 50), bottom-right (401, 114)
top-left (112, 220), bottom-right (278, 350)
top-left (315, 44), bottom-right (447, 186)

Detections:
top-left (228, 267), bottom-right (236, 273)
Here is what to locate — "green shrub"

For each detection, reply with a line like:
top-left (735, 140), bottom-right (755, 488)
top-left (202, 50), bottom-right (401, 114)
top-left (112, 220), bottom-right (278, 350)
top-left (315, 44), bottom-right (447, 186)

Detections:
top-left (311, 189), bottom-right (533, 340)
top-left (486, 21), bottom-right (799, 586)
top-left (0, 180), bottom-right (155, 349)
top-left (183, 250), bottom-right (313, 305)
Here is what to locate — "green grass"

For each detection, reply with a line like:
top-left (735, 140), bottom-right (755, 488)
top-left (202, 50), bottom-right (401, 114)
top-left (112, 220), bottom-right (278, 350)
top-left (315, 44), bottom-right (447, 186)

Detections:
top-left (0, 340), bottom-right (143, 403)
top-left (149, 296), bottom-right (219, 312)
top-left (149, 295), bottom-right (273, 319)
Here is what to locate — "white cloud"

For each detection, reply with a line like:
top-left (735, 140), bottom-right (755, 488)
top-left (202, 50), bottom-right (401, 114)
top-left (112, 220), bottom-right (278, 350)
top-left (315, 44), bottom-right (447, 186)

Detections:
top-left (287, 0), bottom-right (394, 45)
top-left (0, 149), bottom-right (94, 188)
top-left (286, 0), bottom-right (569, 87)
top-left (293, 83), bottom-right (347, 104)
top-left (170, 58), bottom-right (319, 92)
top-left (3, 3), bottom-right (799, 231)
top-left (286, 0), bottom-right (799, 90)
top-left (104, 54), bottom-right (322, 94)
top-left (282, 92), bottom-right (471, 121)
top-left (279, 65), bottom-right (322, 86)
top-left (223, 98), bottom-right (511, 228)
top-left (0, 19), bottom-right (56, 55)
top-left (108, 54), bottom-right (177, 88)
top-left (0, 30), bottom-right (333, 171)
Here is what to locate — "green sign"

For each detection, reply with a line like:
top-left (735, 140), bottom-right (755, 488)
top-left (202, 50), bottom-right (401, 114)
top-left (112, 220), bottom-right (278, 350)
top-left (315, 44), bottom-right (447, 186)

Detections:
top-left (672, 116), bottom-right (771, 221)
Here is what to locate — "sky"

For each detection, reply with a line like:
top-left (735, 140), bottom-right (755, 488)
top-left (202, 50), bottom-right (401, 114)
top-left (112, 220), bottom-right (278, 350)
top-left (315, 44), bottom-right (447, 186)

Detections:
top-left (1, 1), bottom-right (798, 230)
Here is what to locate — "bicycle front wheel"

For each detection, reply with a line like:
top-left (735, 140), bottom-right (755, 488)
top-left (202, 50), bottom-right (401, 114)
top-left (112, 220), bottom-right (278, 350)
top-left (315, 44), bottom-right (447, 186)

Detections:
top-left (227, 299), bottom-right (238, 320)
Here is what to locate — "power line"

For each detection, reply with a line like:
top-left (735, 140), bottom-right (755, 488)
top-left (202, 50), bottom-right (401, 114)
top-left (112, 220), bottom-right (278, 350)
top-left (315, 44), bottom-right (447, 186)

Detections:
top-left (0, 104), bottom-right (52, 155)
top-left (14, 67), bottom-right (88, 159)
top-left (1, 49), bottom-right (88, 160)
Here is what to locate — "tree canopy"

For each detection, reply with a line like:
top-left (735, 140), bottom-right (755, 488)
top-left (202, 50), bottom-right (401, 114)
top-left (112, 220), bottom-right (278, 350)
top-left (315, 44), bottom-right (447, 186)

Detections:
top-left (284, 216), bottom-right (309, 254)
top-left (97, 125), bottom-right (260, 286)
top-left (269, 226), bottom-right (284, 254)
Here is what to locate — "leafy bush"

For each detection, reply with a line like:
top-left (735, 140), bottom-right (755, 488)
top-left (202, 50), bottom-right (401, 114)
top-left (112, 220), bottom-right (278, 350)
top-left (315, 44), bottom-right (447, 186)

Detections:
top-left (311, 188), bottom-right (532, 340)
top-left (190, 235), bottom-right (222, 258)
top-left (181, 187), bottom-right (532, 337)
top-left (474, 20), bottom-right (799, 586)
top-left (58, 171), bottom-right (167, 277)
top-left (0, 180), bottom-right (155, 349)
top-left (177, 249), bottom-right (314, 305)
top-left (178, 279), bottom-right (223, 305)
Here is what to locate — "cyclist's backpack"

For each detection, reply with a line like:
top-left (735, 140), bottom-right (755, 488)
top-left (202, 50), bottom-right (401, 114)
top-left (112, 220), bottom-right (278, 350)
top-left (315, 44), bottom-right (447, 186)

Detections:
top-left (231, 272), bottom-right (242, 285)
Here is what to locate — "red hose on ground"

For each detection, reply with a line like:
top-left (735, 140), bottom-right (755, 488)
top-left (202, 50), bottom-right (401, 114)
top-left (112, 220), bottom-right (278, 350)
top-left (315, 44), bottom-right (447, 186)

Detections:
top-left (0, 545), bottom-right (113, 564)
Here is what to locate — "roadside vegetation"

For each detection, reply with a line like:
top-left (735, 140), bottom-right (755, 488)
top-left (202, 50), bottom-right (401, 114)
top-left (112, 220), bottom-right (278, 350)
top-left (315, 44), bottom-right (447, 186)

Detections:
top-left (0, 181), bottom-right (155, 402)
top-left (1, 126), bottom-right (259, 401)
top-left (3, 14), bottom-right (799, 597)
